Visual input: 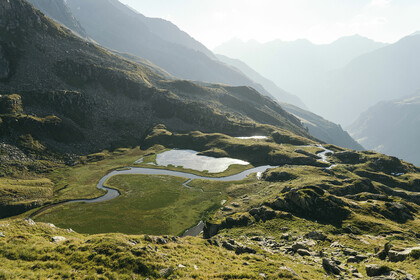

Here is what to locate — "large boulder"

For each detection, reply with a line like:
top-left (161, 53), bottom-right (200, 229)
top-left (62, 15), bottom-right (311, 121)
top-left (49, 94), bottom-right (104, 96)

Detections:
top-left (388, 246), bottom-right (420, 262)
top-left (365, 264), bottom-right (392, 277)
top-left (322, 258), bottom-right (341, 275)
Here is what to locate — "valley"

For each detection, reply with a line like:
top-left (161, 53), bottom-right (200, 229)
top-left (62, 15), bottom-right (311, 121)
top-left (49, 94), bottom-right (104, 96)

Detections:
top-left (1, 0), bottom-right (420, 279)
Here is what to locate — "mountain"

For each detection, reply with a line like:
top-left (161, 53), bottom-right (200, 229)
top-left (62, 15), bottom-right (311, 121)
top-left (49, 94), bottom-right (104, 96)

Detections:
top-left (0, 0), bottom-right (310, 155)
top-left (281, 103), bottom-right (364, 151)
top-left (216, 54), bottom-right (306, 107)
top-left (215, 36), bottom-right (388, 123)
top-left (128, 9), bottom-right (216, 60)
top-left (54, 0), bottom-right (278, 100)
top-left (26, 0), bottom-right (88, 38)
top-left (348, 94), bottom-right (420, 166)
top-left (215, 54), bottom-right (363, 150)
top-left (314, 34), bottom-right (420, 124)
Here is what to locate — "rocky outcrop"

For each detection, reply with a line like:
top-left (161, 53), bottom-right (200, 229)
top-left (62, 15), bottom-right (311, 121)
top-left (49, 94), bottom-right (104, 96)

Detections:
top-left (330, 179), bottom-right (378, 196)
top-left (272, 131), bottom-right (308, 145)
top-left (322, 258), bottom-right (342, 275)
top-left (263, 170), bottom-right (297, 182)
top-left (333, 151), bottom-right (365, 164)
top-left (356, 170), bottom-right (420, 192)
top-left (365, 264), bottom-right (392, 277)
top-left (267, 186), bottom-right (351, 225)
top-left (378, 202), bottom-right (416, 223)
top-left (203, 214), bottom-right (252, 239)
top-left (0, 45), bottom-right (9, 80)
top-left (0, 94), bottom-right (22, 114)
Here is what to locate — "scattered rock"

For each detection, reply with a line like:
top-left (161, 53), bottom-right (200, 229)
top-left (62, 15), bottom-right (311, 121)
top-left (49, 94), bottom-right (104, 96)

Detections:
top-left (342, 247), bottom-right (358, 256)
top-left (0, 232), bottom-right (4, 237)
top-left (159, 268), bottom-right (173, 277)
top-left (297, 249), bottom-right (311, 256)
top-left (51, 236), bottom-right (66, 243)
top-left (193, 265), bottom-right (198, 270)
top-left (347, 255), bottom-right (367, 263)
top-left (376, 242), bottom-right (393, 260)
top-left (204, 214), bottom-right (252, 238)
top-left (221, 239), bottom-right (256, 255)
top-left (365, 264), bottom-right (392, 277)
top-left (352, 272), bottom-right (364, 278)
top-left (250, 236), bottom-right (264, 241)
top-left (304, 231), bottom-right (327, 241)
top-left (177, 264), bottom-right (185, 268)
top-left (221, 206), bottom-right (233, 212)
top-left (231, 202), bottom-right (240, 208)
top-left (388, 247), bottom-right (420, 262)
top-left (292, 242), bottom-right (310, 251)
top-left (279, 266), bottom-right (299, 277)
top-left (330, 242), bottom-right (342, 249)
top-left (249, 206), bottom-right (276, 222)
top-left (280, 233), bottom-right (290, 240)
top-left (322, 258), bottom-right (341, 275)
top-left (25, 218), bottom-right (36, 226)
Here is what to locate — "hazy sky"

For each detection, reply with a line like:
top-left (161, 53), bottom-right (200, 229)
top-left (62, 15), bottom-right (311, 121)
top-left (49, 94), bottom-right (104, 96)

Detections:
top-left (119, 0), bottom-right (420, 49)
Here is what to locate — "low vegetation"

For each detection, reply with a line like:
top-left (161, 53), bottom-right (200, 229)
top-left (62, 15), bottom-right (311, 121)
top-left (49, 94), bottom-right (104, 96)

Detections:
top-left (35, 174), bottom-right (228, 235)
top-left (1, 127), bottom-right (420, 279)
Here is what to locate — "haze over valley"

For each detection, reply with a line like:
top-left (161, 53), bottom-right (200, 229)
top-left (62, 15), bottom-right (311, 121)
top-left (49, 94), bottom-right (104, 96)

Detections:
top-left (1, 1), bottom-right (420, 279)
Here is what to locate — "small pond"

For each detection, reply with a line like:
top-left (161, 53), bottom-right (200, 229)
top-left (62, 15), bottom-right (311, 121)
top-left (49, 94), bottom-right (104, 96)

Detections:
top-left (155, 149), bottom-right (250, 173)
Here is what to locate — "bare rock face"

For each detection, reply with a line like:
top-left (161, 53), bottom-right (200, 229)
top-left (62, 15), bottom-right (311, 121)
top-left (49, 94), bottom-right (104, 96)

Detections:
top-left (0, 45), bottom-right (9, 79)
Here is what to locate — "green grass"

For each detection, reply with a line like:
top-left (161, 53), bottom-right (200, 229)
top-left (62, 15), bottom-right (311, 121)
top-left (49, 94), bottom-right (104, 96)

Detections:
top-left (47, 147), bottom-right (149, 202)
top-left (35, 174), bottom-right (228, 235)
top-left (0, 178), bottom-right (54, 206)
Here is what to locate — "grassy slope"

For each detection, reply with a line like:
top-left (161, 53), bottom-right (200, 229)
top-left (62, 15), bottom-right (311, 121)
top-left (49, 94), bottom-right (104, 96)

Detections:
top-left (1, 129), bottom-right (420, 278)
top-left (0, 217), bottom-right (418, 279)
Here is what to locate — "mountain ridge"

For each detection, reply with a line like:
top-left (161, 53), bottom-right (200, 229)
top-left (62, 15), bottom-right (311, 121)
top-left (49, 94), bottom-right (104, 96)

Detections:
top-left (62, 0), bottom-right (280, 101)
top-left (348, 94), bottom-right (420, 166)
top-left (214, 34), bottom-right (388, 123)
top-left (0, 0), bottom-right (311, 155)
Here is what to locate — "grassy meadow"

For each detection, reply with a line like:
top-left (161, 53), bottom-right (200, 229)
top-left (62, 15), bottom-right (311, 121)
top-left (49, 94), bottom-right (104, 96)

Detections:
top-left (35, 174), bottom-right (232, 235)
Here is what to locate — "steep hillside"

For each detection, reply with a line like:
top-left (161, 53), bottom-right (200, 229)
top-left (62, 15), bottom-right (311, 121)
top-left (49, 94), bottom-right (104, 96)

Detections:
top-left (281, 103), bottom-right (364, 151)
top-left (58, 0), bottom-right (276, 99)
top-left (26, 0), bottom-right (88, 38)
top-left (216, 54), bottom-right (306, 107)
top-left (348, 94), bottom-right (420, 166)
top-left (0, 0), bottom-right (310, 156)
top-left (131, 10), bottom-right (216, 60)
